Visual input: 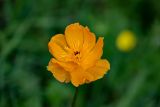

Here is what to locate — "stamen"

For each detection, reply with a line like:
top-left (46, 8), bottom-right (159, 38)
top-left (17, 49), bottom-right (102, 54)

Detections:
top-left (74, 51), bottom-right (80, 56)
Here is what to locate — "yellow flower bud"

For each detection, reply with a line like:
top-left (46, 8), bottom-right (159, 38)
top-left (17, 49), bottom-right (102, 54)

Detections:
top-left (116, 30), bottom-right (137, 52)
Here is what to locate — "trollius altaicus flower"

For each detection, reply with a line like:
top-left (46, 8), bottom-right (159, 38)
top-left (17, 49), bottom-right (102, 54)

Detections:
top-left (47, 23), bottom-right (110, 87)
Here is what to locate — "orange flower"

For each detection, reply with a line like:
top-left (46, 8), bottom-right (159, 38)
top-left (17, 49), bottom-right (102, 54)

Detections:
top-left (47, 23), bottom-right (110, 87)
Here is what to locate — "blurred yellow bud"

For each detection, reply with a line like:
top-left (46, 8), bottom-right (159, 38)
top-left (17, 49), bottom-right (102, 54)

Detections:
top-left (116, 30), bottom-right (137, 52)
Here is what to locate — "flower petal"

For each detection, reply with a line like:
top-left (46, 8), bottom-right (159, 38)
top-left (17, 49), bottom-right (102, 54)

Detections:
top-left (65, 23), bottom-right (84, 51)
top-left (86, 59), bottom-right (110, 81)
top-left (51, 58), bottom-right (77, 72)
top-left (47, 58), bottom-right (70, 83)
top-left (70, 67), bottom-right (94, 87)
top-left (71, 70), bottom-right (85, 87)
top-left (48, 34), bottom-right (71, 62)
top-left (81, 27), bottom-right (96, 55)
top-left (81, 37), bottom-right (104, 69)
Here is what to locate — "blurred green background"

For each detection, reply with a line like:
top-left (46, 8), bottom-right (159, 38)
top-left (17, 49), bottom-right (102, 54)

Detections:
top-left (0, 0), bottom-right (160, 107)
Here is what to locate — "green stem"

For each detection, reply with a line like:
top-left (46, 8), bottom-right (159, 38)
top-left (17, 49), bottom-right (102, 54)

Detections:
top-left (71, 87), bottom-right (79, 107)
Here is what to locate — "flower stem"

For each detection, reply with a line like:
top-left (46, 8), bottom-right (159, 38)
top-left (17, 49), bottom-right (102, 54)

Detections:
top-left (71, 87), bottom-right (79, 107)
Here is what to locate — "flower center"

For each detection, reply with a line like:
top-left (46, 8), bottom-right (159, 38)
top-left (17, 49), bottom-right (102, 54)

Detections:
top-left (74, 51), bottom-right (80, 56)
top-left (73, 51), bottom-right (81, 64)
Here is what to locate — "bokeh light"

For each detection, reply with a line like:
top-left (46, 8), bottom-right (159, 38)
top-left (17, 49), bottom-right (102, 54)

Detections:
top-left (116, 30), bottom-right (137, 52)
